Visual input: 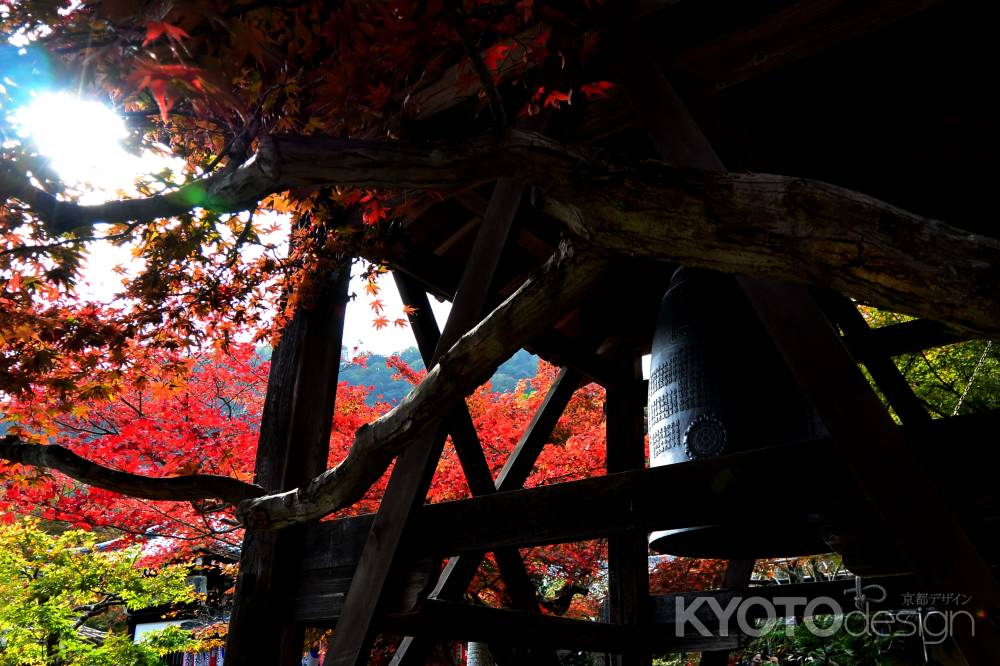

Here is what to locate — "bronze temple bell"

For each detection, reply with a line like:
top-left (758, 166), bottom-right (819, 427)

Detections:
top-left (647, 268), bottom-right (831, 559)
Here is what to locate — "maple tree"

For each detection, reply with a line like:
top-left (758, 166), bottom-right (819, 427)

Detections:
top-left (0, 342), bottom-right (607, 604)
top-left (0, 0), bottom-right (997, 535)
top-left (0, 517), bottom-right (199, 665)
top-left (0, 342), bottom-right (724, 640)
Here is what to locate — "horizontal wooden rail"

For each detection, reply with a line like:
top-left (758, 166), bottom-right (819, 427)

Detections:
top-left (292, 411), bottom-right (999, 624)
top-left (868, 318), bottom-right (972, 356)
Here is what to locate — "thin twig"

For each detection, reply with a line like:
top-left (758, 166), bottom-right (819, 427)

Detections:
top-left (442, 0), bottom-right (508, 130)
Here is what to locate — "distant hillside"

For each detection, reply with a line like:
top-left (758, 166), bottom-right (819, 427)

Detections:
top-left (338, 347), bottom-right (539, 404)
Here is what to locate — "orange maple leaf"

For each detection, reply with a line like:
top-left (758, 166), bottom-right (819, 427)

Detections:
top-left (372, 315), bottom-right (390, 330)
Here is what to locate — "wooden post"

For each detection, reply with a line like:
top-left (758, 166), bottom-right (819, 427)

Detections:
top-left (225, 263), bottom-right (351, 665)
top-left (606, 347), bottom-right (649, 666)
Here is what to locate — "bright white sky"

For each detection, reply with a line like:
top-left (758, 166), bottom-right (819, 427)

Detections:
top-left (9, 91), bottom-right (452, 356)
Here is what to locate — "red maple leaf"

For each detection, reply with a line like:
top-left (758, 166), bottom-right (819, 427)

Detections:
top-left (143, 22), bottom-right (190, 46)
top-left (543, 89), bottom-right (571, 109)
top-left (128, 62), bottom-right (206, 122)
top-left (483, 43), bottom-right (513, 76)
top-left (579, 81), bottom-right (616, 100)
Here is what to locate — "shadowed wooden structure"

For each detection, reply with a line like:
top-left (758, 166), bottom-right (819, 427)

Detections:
top-left (221, 2), bottom-right (1000, 664)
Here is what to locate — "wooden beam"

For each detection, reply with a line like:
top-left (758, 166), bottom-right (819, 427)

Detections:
top-left (292, 409), bottom-right (1000, 624)
top-left (383, 600), bottom-right (742, 654)
top-left (817, 290), bottom-right (930, 424)
top-left (391, 275), bottom-right (555, 665)
top-left (389, 369), bottom-right (582, 665)
top-left (869, 318), bottom-right (973, 357)
top-left (225, 264), bottom-right (351, 666)
top-left (414, 442), bottom-right (849, 555)
top-left (650, 572), bottom-right (925, 627)
top-left (310, 567), bottom-right (969, 655)
top-left (453, 188), bottom-right (554, 262)
top-left (395, 275), bottom-right (496, 496)
top-left (497, 368), bottom-right (584, 490)
top-left (526, 330), bottom-right (617, 387)
top-left (324, 167), bottom-right (530, 665)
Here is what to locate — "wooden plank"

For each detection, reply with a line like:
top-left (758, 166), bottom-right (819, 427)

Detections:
top-left (497, 368), bottom-right (584, 490)
top-left (429, 368), bottom-right (582, 595)
top-left (322, 427), bottom-right (447, 666)
top-left (225, 264), bottom-right (351, 666)
top-left (817, 290), bottom-right (930, 424)
top-left (605, 349), bottom-right (650, 666)
top-left (389, 367), bottom-right (581, 666)
top-left (453, 189), bottom-right (554, 262)
top-left (415, 441), bottom-right (847, 556)
top-left (391, 571), bottom-right (968, 655)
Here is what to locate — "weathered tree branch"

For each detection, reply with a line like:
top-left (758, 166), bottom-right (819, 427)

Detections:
top-left (5, 128), bottom-right (1000, 530)
top-left (0, 434), bottom-right (265, 505)
top-left (236, 239), bottom-right (608, 530)
top-left (532, 163), bottom-right (1000, 339)
top-left (6, 129), bottom-right (998, 336)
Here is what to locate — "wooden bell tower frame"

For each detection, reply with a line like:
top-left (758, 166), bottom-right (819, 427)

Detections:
top-left (222, 3), bottom-right (1000, 665)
